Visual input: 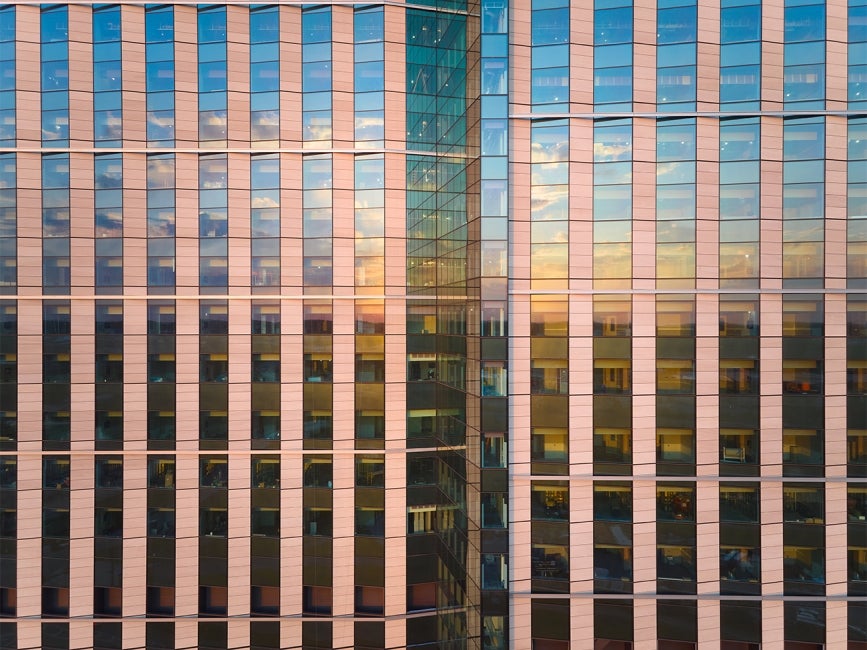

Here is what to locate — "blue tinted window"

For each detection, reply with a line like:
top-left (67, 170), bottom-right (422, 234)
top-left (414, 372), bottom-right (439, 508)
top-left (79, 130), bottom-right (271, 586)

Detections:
top-left (595, 7), bottom-right (633, 45)
top-left (784, 63), bottom-right (825, 102)
top-left (784, 119), bottom-right (825, 160)
top-left (785, 4), bottom-right (825, 42)
top-left (95, 156), bottom-right (123, 190)
top-left (852, 64), bottom-right (867, 103)
top-left (533, 44), bottom-right (569, 69)
top-left (594, 121), bottom-right (632, 162)
top-left (303, 9), bottom-right (332, 43)
top-left (198, 8), bottom-right (226, 43)
top-left (721, 65), bottom-right (761, 103)
top-left (0, 60), bottom-right (13, 92)
top-left (147, 61), bottom-right (174, 92)
top-left (251, 61), bottom-right (279, 93)
top-left (303, 62), bottom-right (332, 93)
top-left (0, 7), bottom-right (14, 42)
top-left (852, 6), bottom-right (867, 42)
top-left (41, 7), bottom-right (68, 42)
top-left (355, 8), bottom-right (384, 42)
top-left (42, 155), bottom-right (69, 189)
top-left (251, 8), bottom-right (278, 43)
top-left (41, 61), bottom-right (68, 91)
top-left (94, 61), bottom-right (121, 93)
top-left (145, 8), bottom-right (174, 43)
top-left (657, 6), bottom-right (697, 44)
top-left (657, 66), bottom-right (696, 104)
top-left (93, 41), bottom-right (121, 63)
top-left (93, 7), bottom-right (121, 43)
top-left (785, 41), bottom-right (824, 65)
top-left (658, 121), bottom-right (696, 161)
top-left (721, 5), bottom-right (760, 42)
top-left (594, 43), bottom-right (632, 68)
top-left (354, 61), bottom-right (384, 93)
top-left (42, 111), bottom-right (68, 142)
top-left (532, 67), bottom-right (569, 104)
top-left (199, 61), bottom-right (227, 93)
top-left (531, 121), bottom-right (569, 163)
top-left (721, 42), bottom-right (761, 66)
top-left (595, 67), bottom-right (633, 104)
top-left (533, 8), bottom-right (569, 45)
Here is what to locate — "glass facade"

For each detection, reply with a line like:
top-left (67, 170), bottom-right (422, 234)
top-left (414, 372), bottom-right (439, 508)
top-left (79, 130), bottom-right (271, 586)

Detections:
top-left (0, 2), bottom-right (863, 650)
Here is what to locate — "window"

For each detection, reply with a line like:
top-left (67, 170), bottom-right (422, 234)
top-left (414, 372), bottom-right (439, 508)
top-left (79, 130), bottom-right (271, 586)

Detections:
top-left (531, 483), bottom-right (569, 521)
top-left (482, 433), bottom-right (507, 468)
top-left (532, 428), bottom-right (568, 463)
top-left (95, 458), bottom-right (122, 488)
top-left (355, 506), bottom-right (384, 536)
top-left (252, 457), bottom-right (279, 489)
top-left (720, 484), bottom-right (759, 522)
top-left (657, 484), bottom-right (695, 521)
top-left (594, 483), bottom-right (632, 521)
top-left (200, 457), bottom-right (228, 488)
top-left (355, 455), bottom-right (384, 487)
top-left (783, 485), bottom-right (824, 523)
top-left (532, 544), bottom-right (569, 580)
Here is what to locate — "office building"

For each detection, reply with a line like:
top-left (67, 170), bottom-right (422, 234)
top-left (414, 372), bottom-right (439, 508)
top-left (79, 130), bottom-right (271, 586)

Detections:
top-left (0, 0), bottom-right (865, 648)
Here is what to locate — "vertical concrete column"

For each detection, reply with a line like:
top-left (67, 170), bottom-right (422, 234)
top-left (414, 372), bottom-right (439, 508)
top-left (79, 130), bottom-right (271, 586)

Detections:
top-left (173, 448), bottom-right (199, 617)
top-left (696, 477), bottom-right (720, 650)
top-left (227, 152), bottom-right (252, 292)
top-left (632, 477), bottom-right (657, 650)
top-left (632, 118), bottom-right (657, 290)
top-left (123, 299), bottom-right (147, 451)
top-left (632, 293), bottom-right (656, 475)
top-left (68, 454), bottom-right (94, 618)
top-left (16, 154), bottom-right (42, 292)
top-left (825, 292), bottom-right (849, 476)
top-left (122, 454), bottom-right (147, 615)
top-left (280, 152), bottom-right (303, 293)
top-left (696, 117), bottom-right (720, 291)
top-left (68, 620), bottom-right (92, 650)
top-left (122, 154), bottom-right (148, 295)
top-left (279, 6), bottom-right (302, 146)
top-left (761, 0), bottom-right (784, 110)
top-left (120, 5), bottom-right (146, 145)
top-left (174, 153), bottom-right (199, 294)
top-left (67, 5), bottom-right (93, 146)
top-left (69, 154), bottom-right (95, 295)
top-left (383, 5), bottom-right (406, 150)
top-left (175, 620), bottom-right (198, 650)
top-left (696, 287), bottom-right (720, 650)
top-left (633, 2), bottom-right (657, 112)
top-left (174, 298), bottom-right (199, 451)
top-left (227, 264), bottom-right (251, 445)
top-left (227, 449), bottom-right (251, 616)
top-left (279, 448), bottom-right (303, 614)
top-left (15, 299), bottom-right (41, 452)
top-left (226, 5), bottom-right (250, 147)
top-left (569, 1), bottom-right (593, 109)
top-left (228, 620), bottom-right (250, 650)
top-left (761, 480), bottom-right (785, 649)
top-left (696, 0), bottom-right (721, 111)
top-left (70, 299), bottom-right (95, 451)
top-left (173, 6), bottom-right (198, 147)
top-left (825, 0), bottom-right (849, 110)
top-left (14, 454), bottom-right (41, 618)
top-left (331, 6), bottom-right (354, 149)
top-left (331, 453), bottom-right (355, 616)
